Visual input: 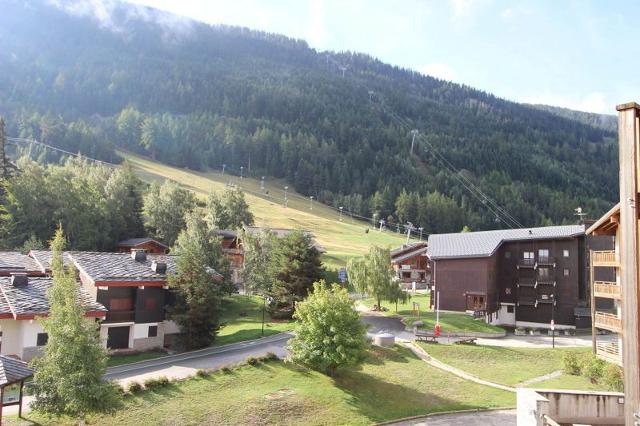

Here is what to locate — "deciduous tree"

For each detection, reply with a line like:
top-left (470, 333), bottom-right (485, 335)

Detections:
top-left (143, 180), bottom-right (195, 246)
top-left (347, 246), bottom-right (398, 310)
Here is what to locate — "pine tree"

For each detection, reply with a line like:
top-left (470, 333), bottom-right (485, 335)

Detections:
top-left (168, 212), bottom-right (227, 349)
top-left (31, 227), bottom-right (120, 419)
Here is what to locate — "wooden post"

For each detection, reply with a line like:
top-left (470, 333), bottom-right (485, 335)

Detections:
top-left (18, 380), bottom-right (24, 418)
top-left (0, 384), bottom-right (5, 426)
top-left (590, 249), bottom-right (596, 354)
top-left (616, 102), bottom-right (640, 425)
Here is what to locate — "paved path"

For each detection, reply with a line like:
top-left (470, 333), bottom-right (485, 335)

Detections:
top-left (384, 409), bottom-right (516, 425)
top-left (520, 370), bottom-right (562, 386)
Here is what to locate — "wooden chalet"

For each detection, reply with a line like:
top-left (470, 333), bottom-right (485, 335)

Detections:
top-left (117, 237), bottom-right (169, 254)
top-left (390, 242), bottom-right (429, 288)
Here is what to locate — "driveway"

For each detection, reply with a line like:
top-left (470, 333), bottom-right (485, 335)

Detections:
top-left (385, 409), bottom-right (516, 425)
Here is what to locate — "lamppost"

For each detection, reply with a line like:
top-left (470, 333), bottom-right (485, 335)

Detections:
top-left (240, 166), bottom-right (244, 179)
top-left (551, 294), bottom-right (556, 349)
top-left (261, 176), bottom-right (265, 191)
top-left (222, 164), bottom-right (226, 175)
top-left (339, 206), bottom-right (343, 221)
top-left (284, 186), bottom-right (289, 207)
top-left (418, 227), bottom-right (424, 241)
top-left (309, 195), bottom-right (314, 210)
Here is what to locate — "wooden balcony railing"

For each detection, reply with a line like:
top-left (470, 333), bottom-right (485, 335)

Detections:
top-left (591, 251), bottom-right (619, 267)
top-left (594, 281), bottom-right (621, 299)
top-left (537, 256), bottom-right (556, 265)
top-left (104, 310), bottom-right (136, 323)
top-left (596, 341), bottom-right (622, 365)
top-left (594, 311), bottom-right (622, 332)
top-left (517, 258), bottom-right (536, 268)
top-left (517, 277), bottom-right (536, 287)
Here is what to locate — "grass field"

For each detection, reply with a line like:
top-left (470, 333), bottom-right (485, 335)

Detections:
top-left (14, 347), bottom-right (514, 425)
top-left (527, 373), bottom-right (610, 391)
top-left (419, 345), bottom-right (592, 386)
top-left (360, 292), bottom-right (431, 315)
top-left (120, 152), bottom-right (409, 271)
top-left (216, 295), bottom-right (293, 346)
top-left (405, 312), bottom-right (505, 335)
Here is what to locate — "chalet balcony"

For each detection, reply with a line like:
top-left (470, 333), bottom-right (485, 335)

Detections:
top-left (535, 279), bottom-right (556, 288)
top-left (517, 297), bottom-right (536, 307)
top-left (537, 256), bottom-right (556, 266)
top-left (516, 277), bottom-right (536, 287)
top-left (593, 281), bottom-right (621, 299)
top-left (594, 311), bottom-right (622, 332)
top-left (104, 310), bottom-right (136, 323)
top-left (517, 258), bottom-right (536, 269)
top-left (596, 341), bottom-right (622, 366)
top-left (591, 251), bottom-right (619, 267)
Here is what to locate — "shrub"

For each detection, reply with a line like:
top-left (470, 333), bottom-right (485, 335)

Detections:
top-left (245, 356), bottom-right (259, 366)
top-left (220, 366), bottom-right (232, 374)
top-left (262, 352), bottom-right (279, 362)
top-left (562, 351), bottom-right (582, 375)
top-left (582, 354), bottom-right (606, 383)
top-left (602, 364), bottom-right (624, 392)
top-left (196, 369), bottom-right (211, 378)
top-left (128, 382), bottom-right (143, 393)
top-left (144, 376), bottom-right (170, 389)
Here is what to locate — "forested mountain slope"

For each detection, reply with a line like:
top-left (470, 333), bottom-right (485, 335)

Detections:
top-left (0, 0), bottom-right (619, 233)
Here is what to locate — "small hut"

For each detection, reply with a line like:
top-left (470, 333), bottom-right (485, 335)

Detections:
top-left (0, 355), bottom-right (33, 422)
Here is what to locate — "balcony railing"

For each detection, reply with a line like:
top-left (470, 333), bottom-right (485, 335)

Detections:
top-left (537, 256), bottom-right (556, 265)
top-left (596, 341), bottom-right (622, 365)
top-left (592, 251), bottom-right (619, 267)
top-left (517, 258), bottom-right (536, 268)
top-left (104, 310), bottom-right (136, 323)
top-left (517, 277), bottom-right (536, 287)
top-left (536, 279), bottom-right (556, 287)
top-left (594, 312), bottom-right (622, 332)
top-left (593, 281), bottom-right (621, 299)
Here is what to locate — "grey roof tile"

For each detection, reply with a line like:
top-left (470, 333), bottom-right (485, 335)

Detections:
top-left (28, 250), bottom-right (72, 273)
top-left (0, 277), bottom-right (106, 317)
top-left (70, 252), bottom-right (176, 283)
top-left (118, 238), bottom-right (168, 248)
top-left (427, 225), bottom-right (585, 259)
top-left (0, 355), bottom-right (33, 385)
top-left (0, 252), bottom-right (42, 275)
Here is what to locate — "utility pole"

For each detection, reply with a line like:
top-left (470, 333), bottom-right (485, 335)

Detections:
top-left (372, 212), bottom-right (378, 227)
top-left (405, 222), bottom-right (414, 244)
top-left (284, 186), bottom-right (289, 208)
top-left (240, 166), bottom-right (244, 180)
top-left (410, 130), bottom-right (418, 155)
top-left (222, 164), bottom-right (226, 175)
top-left (260, 176), bottom-right (265, 191)
top-left (574, 207), bottom-right (587, 225)
top-left (309, 195), bottom-right (314, 210)
top-left (0, 117), bottom-right (7, 183)
top-left (339, 206), bottom-right (343, 221)
top-left (418, 227), bottom-right (424, 241)
top-left (379, 219), bottom-right (385, 232)
top-left (340, 66), bottom-right (347, 78)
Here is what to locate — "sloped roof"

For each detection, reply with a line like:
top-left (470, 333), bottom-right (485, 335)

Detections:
top-left (586, 203), bottom-right (620, 236)
top-left (71, 252), bottom-right (176, 284)
top-left (391, 243), bottom-right (429, 263)
top-left (427, 225), bottom-right (585, 260)
top-left (118, 238), bottom-right (168, 249)
top-left (0, 355), bottom-right (33, 386)
top-left (28, 250), bottom-right (72, 274)
top-left (0, 277), bottom-right (106, 319)
top-left (0, 252), bottom-right (43, 276)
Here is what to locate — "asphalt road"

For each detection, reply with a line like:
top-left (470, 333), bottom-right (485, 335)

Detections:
top-left (387, 409), bottom-right (516, 425)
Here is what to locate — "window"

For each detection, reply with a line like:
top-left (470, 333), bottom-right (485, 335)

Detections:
top-left (411, 259), bottom-right (417, 265)
top-left (538, 268), bottom-right (550, 278)
top-left (538, 249), bottom-right (549, 259)
top-left (564, 268), bottom-right (570, 277)
top-left (507, 305), bottom-right (514, 313)
top-left (523, 251), bottom-right (534, 259)
top-left (504, 251), bottom-right (511, 259)
top-left (148, 326), bottom-right (158, 338)
top-left (563, 250), bottom-right (569, 258)
top-left (37, 333), bottom-right (48, 346)
top-left (145, 297), bottom-right (158, 311)
top-left (110, 298), bottom-right (134, 311)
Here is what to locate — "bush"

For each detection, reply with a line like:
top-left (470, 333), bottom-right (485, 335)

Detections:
top-left (562, 351), bottom-right (582, 375)
top-left (128, 382), bottom-right (143, 393)
top-left (144, 376), bottom-right (170, 389)
top-left (582, 355), bottom-right (606, 383)
top-left (602, 364), bottom-right (624, 392)
top-left (220, 366), bottom-right (232, 374)
top-left (196, 369), bottom-right (211, 378)
top-left (245, 356), bottom-right (259, 366)
top-left (262, 352), bottom-right (279, 361)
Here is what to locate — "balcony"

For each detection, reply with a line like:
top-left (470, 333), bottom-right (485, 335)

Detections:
top-left (516, 277), bottom-right (536, 288)
top-left (594, 311), bottom-right (622, 332)
top-left (593, 281), bottom-right (621, 299)
top-left (517, 258), bottom-right (536, 269)
top-left (537, 256), bottom-right (556, 266)
top-left (591, 251), bottom-right (619, 267)
top-left (104, 310), bottom-right (135, 323)
top-left (596, 341), bottom-right (622, 366)
top-left (536, 279), bottom-right (556, 288)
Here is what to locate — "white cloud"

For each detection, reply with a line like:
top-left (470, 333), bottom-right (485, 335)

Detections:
top-left (519, 91), bottom-right (611, 114)
top-left (416, 62), bottom-right (456, 81)
top-left (449, 0), bottom-right (491, 23)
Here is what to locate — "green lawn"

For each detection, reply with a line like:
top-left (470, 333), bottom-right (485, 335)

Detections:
top-left (405, 312), bottom-right (505, 335)
top-left (420, 345), bottom-right (592, 386)
top-left (13, 346), bottom-right (514, 425)
top-left (215, 295), bottom-right (293, 346)
top-left (360, 292), bottom-right (431, 316)
top-left (120, 151), bottom-right (408, 272)
top-left (107, 351), bottom-right (167, 368)
top-left (527, 373), bottom-right (610, 391)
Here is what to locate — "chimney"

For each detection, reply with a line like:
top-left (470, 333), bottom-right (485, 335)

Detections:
top-left (151, 260), bottom-right (167, 274)
top-left (10, 272), bottom-right (28, 287)
top-left (131, 249), bottom-right (147, 262)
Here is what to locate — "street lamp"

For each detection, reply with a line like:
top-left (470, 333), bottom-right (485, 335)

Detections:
top-left (418, 227), bottom-right (424, 241)
top-left (284, 186), bottom-right (289, 207)
top-left (261, 176), bottom-right (265, 191)
top-left (309, 195), bottom-right (314, 210)
top-left (339, 206), bottom-right (343, 221)
top-left (222, 164), bottom-right (226, 175)
top-left (240, 166), bottom-right (244, 179)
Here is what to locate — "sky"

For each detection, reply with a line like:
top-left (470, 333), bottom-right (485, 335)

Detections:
top-left (119, 0), bottom-right (639, 114)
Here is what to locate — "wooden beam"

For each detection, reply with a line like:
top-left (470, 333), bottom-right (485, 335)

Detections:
top-left (617, 103), bottom-right (640, 425)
